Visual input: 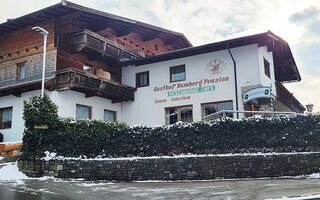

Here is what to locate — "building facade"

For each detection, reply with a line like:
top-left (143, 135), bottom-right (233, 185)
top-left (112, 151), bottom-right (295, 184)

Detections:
top-left (0, 1), bottom-right (305, 142)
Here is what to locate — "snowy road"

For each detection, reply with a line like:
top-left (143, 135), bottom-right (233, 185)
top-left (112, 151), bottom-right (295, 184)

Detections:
top-left (1, 162), bottom-right (320, 200)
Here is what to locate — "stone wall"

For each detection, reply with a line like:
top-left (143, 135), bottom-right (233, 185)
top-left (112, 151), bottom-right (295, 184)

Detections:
top-left (18, 153), bottom-right (320, 181)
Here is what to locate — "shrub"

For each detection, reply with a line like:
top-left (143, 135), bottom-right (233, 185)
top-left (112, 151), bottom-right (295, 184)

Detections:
top-left (22, 94), bottom-right (60, 131)
top-left (21, 95), bottom-right (320, 159)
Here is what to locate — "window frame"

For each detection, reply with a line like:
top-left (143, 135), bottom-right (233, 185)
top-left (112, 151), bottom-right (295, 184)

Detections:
top-left (0, 106), bottom-right (13, 130)
top-left (165, 104), bottom-right (193, 125)
top-left (201, 100), bottom-right (233, 118)
top-left (170, 65), bottom-right (186, 83)
top-left (104, 109), bottom-right (116, 121)
top-left (16, 62), bottom-right (26, 80)
top-left (76, 104), bottom-right (92, 120)
top-left (136, 71), bottom-right (150, 88)
top-left (264, 58), bottom-right (271, 78)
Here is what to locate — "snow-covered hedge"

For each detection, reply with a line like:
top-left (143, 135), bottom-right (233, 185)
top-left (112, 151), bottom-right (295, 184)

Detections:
top-left (21, 96), bottom-right (320, 159)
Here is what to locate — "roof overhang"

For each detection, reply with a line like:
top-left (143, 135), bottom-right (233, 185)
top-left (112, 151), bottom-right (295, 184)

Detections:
top-left (0, 0), bottom-right (192, 48)
top-left (122, 31), bottom-right (301, 83)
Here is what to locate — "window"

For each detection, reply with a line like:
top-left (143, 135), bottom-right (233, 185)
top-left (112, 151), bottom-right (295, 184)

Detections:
top-left (104, 110), bottom-right (116, 121)
top-left (110, 72), bottom-right (116, 81)
top-left (202, 101), bottom-right (233, 118)
top-left (83, 65), bottom-right (91, 73)
top-left (264, 58), bottom-right (270, 78)
top-left (17, 62), bottom-right (26, 80)
top-left (136, 71), bottom-right (149, 88)
top-left (0, 107), bottom-right (13, 129)
top-left (76, 104), bottom-right (91, 120)
top-left (165, 105), bottom-right (193, 125)
top-left (170, 65), bottom-right (186, 82)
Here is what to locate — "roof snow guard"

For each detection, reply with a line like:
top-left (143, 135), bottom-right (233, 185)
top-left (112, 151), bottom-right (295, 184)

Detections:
top-left (0, 0), bottom-right (192, 48)
top-left (123, 31), bottom-right (301, 83)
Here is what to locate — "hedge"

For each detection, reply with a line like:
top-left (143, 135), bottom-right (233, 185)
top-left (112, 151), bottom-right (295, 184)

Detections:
top-left (21, 95), bottom-right (320, 159)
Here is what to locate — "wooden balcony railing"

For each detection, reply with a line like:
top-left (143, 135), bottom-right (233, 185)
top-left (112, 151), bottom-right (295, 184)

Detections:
top-left (275, 82), bottom-right (305, 113)
top-left (55, 68), bottom-right (135, 101)
top-left (70, 29), bottom-right (140, 62)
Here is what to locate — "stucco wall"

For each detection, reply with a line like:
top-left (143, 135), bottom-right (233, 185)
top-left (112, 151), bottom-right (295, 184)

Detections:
top-left (18, 152), bottom-right (320, 181)
top-left (122, 44), bottom-right (268, 125)
top-left (258, 46), bottom-right (276, 97)
top-left (0, 90), bottom-right (121, 142)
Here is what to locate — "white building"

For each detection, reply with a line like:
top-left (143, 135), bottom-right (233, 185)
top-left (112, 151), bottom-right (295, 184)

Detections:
top-left (0, 2), bottom-right (304, 142)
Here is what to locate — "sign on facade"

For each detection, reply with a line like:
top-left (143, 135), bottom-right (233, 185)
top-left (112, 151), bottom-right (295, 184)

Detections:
top-left (243, 87), bottom-right (271, 104)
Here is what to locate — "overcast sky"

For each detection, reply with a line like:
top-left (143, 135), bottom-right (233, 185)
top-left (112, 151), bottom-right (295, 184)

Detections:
top-left (1, 0), bottom-right (320, 112)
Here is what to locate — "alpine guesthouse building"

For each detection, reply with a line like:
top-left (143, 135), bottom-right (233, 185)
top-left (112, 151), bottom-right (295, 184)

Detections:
top-left (0, 1), bottom-right (305, 142)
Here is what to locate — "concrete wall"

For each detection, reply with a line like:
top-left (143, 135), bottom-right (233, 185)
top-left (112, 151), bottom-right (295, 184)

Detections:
top-left (18, 152), bottom-right (320, 181)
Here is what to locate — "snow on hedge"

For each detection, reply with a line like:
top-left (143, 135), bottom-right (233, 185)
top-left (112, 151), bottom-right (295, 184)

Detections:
top-left (42, 151), bottom-right (320, 161)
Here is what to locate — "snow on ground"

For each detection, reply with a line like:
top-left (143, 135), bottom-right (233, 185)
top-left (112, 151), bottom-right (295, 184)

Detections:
top-left (0, 162), bottom-right (29, 182)
top-left (0, 141), bottom-right (22, 145)
top-left (42, 151), bottom-right (320, 161)
top-left (0, 156), bottom-right (4, 160)
top-left (266, 193), bottom-right (320, 200)
top-left (305, 173), bottom-right (320, 179)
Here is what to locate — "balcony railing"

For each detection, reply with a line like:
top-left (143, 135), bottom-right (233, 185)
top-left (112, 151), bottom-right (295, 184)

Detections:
top-left (55, 68), bottom-right (135, 101)
top-left (70, 29), bottom-right (140, 62)
top-left (275, 81), bottom-right (305, 113)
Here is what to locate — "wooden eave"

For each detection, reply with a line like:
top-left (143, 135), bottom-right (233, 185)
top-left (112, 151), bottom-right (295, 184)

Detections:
top-left (0, 1), bottom-right (192, 49)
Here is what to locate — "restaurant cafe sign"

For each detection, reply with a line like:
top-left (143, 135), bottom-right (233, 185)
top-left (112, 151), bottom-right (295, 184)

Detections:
top-left (243, 87), bottom-right (272, 104)
top-left (153, 76), bottom-right (230, 92)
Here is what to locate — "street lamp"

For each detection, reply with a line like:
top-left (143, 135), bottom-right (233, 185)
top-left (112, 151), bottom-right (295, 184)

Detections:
top-left (306, 103), bottom-right (314, 114)
top-left (32, 26), bottom-right (48, 98)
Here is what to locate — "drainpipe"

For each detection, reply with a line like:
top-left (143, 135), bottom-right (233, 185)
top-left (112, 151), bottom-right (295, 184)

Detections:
top-left (227, 43), bottom-right (239, 119)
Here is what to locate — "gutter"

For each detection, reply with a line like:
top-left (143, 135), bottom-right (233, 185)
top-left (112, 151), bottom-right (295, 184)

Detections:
top-left (227, 43), bottom-right (239, 119)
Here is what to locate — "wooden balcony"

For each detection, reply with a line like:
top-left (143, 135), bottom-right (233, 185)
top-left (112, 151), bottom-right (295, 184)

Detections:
top-left (55, 68), bottom-right (135, 102)
top-left (70, 29), bottom-right (140, 62)
top-left (275, 82), bottom-right (305, 113)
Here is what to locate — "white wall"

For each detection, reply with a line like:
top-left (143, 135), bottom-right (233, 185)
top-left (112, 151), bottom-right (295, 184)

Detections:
top-left (229, 44), bottom-right (260, 112)
top-left (0, 90), bottom-right (121, 142)
top-left (258, 46), bottom-right (277, 97)
top-left (50, 90), bottom-right (121, 121)
top-left (0, 90), bottom-right (41, 142)
top-left (122, 44), bottom-right (265, 126)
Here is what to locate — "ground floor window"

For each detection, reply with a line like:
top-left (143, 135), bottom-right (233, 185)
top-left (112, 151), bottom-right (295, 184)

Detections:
top-left (202, 101), bottom-right (233, 118)
top-left (76, 104), bottom-right (91, 120)
top-left (0, 107), bottom-right (13, 129)
top-left (165, 105), bottom-right (193, 125)
top-left (104, 109), bottom-right (116, 121)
